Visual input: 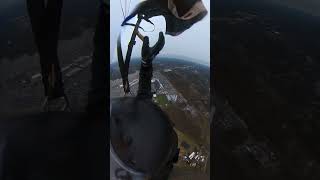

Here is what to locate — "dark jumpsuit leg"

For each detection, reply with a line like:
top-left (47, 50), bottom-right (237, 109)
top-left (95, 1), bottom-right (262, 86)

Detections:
top-left (86, 5), bottom-right (109, 179)
top-left (137, 32), bottom-right (165, 98)
top-left (26, 0), bottom-right (45, 48)
top-left (87, 4), bottom-right (109, 113)
top-left (137, 64), bottom-right (153, 98)
top-left (44, 0), bottom-right (64, 98)
top-left (26, 0), bottom-right (64, 99)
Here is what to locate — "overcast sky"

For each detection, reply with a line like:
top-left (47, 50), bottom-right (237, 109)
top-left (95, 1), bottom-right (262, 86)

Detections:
top-left (110, 0), bottom-right (320, 65)
top-left (267, 0), bottom-right (320, 17)
top-left (1, 0), bottom-right (320, 63)
top-left (1, 0), bottom-right (320, 18)
top-left (110, 0), bottom-right (211, 65)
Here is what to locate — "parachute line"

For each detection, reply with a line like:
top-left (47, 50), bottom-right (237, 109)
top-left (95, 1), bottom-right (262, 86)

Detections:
top-left (128, 0), bottom-right (132, 16)
top-left (120, 0), bottom-right (126, 19)
top-left (120, 0), bottom-right (133, 20)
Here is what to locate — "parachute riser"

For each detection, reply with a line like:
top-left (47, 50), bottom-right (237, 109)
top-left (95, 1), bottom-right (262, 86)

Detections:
top-left (125, 13), bottom-right (143, 69)
top-left (118, 14), bottom-right (144, 94)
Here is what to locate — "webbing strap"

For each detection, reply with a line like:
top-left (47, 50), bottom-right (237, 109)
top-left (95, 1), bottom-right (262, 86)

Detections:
top-left (117, 14), bottom-right (142, 93)
top-left (117, 14), bottom-right (155, 94)
top-left (117, 34), bottom-right (130, 93)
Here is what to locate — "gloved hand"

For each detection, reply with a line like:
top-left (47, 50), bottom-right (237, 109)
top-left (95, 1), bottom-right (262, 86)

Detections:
top-left (141, 32), bottom-right (165, 66)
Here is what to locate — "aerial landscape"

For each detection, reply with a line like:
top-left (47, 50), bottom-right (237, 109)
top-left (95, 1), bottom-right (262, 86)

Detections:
top-left (0, 0), bottom-right (98, 113)
top-left (3, 0), bottom-right (320, 179)
top-left (0, 1), bottom-right (105, 179)
top-left (111, 58), bottom-right (210, 179)
top-left (212, 0), bottom-right (320, 179)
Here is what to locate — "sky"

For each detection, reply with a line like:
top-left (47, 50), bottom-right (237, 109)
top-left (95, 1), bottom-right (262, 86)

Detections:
top-left (0, 0), bottom-right (25, 13)
top-left (1, 0), bottom-right (320, 63)
top-left (110, 0), bottom-right (211, 66)
top-left (110, 0), bottom-right (320, 65)
top-left (267, 0), bottom-right (320, 17)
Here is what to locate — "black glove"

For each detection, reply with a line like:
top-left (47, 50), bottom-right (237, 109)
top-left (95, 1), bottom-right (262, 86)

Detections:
top-left (141, 32), bottom-right (165, 66)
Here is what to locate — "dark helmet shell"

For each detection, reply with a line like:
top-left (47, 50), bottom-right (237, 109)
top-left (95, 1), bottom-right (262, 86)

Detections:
top-left (110, 97), bottom-right (178, 177)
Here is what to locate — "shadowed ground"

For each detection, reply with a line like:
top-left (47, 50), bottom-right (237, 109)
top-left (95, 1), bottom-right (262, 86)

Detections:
top-left (0, 112), bottom-right (106, 180)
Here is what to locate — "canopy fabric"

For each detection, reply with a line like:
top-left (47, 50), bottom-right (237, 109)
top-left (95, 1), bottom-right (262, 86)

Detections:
top-left (122, 0), bottom-right (207, 36)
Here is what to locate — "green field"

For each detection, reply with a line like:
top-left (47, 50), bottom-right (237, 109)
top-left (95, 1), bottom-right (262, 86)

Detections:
top-left (154, 94), bottom-right (169, 107)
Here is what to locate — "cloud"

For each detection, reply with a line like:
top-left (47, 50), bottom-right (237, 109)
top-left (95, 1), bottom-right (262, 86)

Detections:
top-left (0, 0), bottom-right (21, 9)
top-left (268, 0), bottom-right (320, 16)
top-left (0, 0), bottom-right (24, 13)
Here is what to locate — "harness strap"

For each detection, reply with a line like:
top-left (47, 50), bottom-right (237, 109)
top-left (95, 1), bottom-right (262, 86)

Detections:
top-left (117, 14), bottom-right (144, 94)
top-left (121, 22), bottom-right (146, 31)
top-left (117, 35), bottom-right (130, 93)
top-left (117, 14), bottom-right (156, 94)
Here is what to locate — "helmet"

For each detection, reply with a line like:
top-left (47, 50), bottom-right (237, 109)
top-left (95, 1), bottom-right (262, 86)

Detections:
top-left (110, 97), bottom-right (179, 180)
